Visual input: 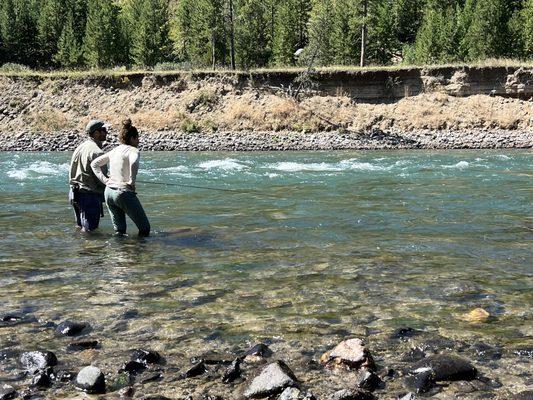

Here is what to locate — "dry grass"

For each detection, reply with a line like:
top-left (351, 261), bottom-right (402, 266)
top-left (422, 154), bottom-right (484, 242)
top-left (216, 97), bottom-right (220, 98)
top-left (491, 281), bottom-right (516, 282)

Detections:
top-left (26, 109), bottom-right (71, 132)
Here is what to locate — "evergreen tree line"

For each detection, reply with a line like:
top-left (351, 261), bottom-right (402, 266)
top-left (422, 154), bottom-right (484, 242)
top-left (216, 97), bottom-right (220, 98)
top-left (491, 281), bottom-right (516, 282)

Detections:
top-left (0, 0), bottom-right (531, 70)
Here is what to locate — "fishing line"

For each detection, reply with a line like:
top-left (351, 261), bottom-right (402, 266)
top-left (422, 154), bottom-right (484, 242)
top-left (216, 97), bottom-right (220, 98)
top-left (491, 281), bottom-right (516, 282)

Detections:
top-left (136, 180), bottom-right (281, 199)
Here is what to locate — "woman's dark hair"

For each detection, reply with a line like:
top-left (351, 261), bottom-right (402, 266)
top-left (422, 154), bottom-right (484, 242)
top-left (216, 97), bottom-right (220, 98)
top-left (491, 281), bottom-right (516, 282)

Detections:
top-left (120, 118), bottom-right (139, 145)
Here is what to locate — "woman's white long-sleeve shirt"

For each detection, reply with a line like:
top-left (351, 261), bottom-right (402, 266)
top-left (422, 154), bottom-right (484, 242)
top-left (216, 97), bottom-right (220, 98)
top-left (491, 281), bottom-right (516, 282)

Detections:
top-left (91, 144), bottom-right (140, 191)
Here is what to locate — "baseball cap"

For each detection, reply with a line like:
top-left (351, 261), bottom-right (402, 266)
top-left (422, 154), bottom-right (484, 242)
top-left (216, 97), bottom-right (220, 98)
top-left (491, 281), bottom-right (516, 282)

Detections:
top-left (85, 119), bottom-right (107, 134)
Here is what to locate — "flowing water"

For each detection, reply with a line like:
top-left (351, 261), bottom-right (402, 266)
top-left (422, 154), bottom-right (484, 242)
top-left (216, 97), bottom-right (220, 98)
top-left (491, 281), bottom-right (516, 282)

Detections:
top-left (0, 150), bottom-right (531, 398)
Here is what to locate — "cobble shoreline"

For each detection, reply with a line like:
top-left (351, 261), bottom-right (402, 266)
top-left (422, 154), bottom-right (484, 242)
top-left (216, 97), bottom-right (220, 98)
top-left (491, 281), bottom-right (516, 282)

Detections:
top-left (1, 129), bottom-right (532, 152)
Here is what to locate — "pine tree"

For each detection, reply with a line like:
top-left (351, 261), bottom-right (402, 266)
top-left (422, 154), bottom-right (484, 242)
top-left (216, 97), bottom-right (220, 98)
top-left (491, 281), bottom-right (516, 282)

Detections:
top-left (235, 0), bottom-right (271, 68)
top-left (171, 0), bottom-right (194, 62)
top-left (0, 0), bottom-right (40, 66)
top-left (330, 0), bottom-right (360, 65)
top-left (407, 2), bottom-right (460, 64)
top-left (55, 10), bottom-right (83, 67)
top-left (83, 0), bottom-right (121, 67)
top-left (462, 0), bottom-right (509, 60)
top-left (127, 0), bottom-right (170, 66)
top-left (37, 0), bottom-right (66, 66)
top-left (272, 0), bottom-right (308, 65)
top-left (521, 0), bottom-right (533, 57)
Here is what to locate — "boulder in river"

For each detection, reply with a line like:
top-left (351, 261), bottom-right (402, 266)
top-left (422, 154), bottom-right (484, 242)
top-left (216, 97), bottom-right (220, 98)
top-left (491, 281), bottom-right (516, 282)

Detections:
top-left (0, 384), bottom-right (16, 400)
top-left (56, 320), bottom-right (90, 336)
top-left (19, 351), bottom-right (57, 373)
top-left (320, 339), bottom-right (375, 371)
top-left (329, 388), bottom-right (375, 400)
top-left (76, 366), bottom-right (105, 394)
top-left (411, 354), bottom-right (477, 381)
top-left (244, 360), bottom-right (297, 398)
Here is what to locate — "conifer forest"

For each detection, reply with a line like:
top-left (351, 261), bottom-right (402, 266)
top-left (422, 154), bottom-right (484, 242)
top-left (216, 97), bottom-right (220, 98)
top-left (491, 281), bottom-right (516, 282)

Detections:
top-left (0, 0), bottom-right (532, 70)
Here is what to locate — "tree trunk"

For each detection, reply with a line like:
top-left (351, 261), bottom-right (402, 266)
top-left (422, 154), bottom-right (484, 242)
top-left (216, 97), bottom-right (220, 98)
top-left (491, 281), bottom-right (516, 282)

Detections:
top-left (229, 0), bottom-right (236, 70)
top-left (212, 30), bottom-right (216, 70)
top-left (360, 0), bottom-right (367, 67)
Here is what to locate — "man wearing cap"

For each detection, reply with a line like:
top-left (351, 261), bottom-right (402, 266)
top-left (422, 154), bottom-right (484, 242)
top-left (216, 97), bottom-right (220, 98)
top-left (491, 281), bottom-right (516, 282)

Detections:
top-left (68, 119), bottom-right (108, 232)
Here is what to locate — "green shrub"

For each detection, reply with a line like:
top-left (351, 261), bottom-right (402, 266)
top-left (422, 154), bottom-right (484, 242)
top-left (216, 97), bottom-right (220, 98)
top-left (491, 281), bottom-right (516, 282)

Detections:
top-left (0, 63), bottom-right (32, 73)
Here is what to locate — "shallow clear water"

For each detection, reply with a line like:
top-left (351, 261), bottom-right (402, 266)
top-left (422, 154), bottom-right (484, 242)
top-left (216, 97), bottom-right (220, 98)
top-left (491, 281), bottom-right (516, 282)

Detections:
top-left (0, 150), bottom-right (532, 395)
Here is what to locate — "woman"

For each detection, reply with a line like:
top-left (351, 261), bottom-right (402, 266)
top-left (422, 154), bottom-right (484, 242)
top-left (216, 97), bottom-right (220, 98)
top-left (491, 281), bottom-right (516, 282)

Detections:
top-left (91, 119), bottom-right (150, 237)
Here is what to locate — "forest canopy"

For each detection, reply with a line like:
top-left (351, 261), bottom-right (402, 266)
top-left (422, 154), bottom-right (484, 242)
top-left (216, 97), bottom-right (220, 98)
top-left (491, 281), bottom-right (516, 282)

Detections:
top-left (0, 0), bottom-right (531, 70)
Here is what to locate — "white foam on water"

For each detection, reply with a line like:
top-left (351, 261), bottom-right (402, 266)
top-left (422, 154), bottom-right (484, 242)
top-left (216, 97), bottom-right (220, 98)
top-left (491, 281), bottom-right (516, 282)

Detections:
top-left (268, 158), bottom-right (391, 172)
top-left (198, 158), bottom-right (248, 171)
top-left (7, 161), bottom-right (69, 180)
top-left (444, 161), bottom-right (470, 169)
top-left (495, 154), bottom-right (510, 160)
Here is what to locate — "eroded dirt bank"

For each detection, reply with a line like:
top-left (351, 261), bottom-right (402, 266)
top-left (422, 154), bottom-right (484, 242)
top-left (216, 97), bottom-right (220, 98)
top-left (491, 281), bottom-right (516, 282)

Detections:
top-left (0, 66), bottom-right (531, 151)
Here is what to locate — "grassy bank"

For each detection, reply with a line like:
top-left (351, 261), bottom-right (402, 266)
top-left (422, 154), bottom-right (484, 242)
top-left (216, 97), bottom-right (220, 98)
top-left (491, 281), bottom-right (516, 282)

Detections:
top-left (1, 59), bottom-right (531, 78)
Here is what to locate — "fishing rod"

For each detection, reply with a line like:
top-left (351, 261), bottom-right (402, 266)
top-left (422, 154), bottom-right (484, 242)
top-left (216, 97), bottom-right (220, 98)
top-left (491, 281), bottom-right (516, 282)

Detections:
top-left (136, 180), bottom-right (281, 199)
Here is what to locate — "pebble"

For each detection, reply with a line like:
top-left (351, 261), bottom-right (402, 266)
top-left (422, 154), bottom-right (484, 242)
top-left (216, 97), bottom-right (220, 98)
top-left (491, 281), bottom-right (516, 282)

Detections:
top-left (243, 360), bottom-right (297, 398)
top-left (55, 320), bottom-right (89, 336)
top-left (355, 368), bottom-right (383, 391)
top-left (131, 349), bottom-right (161, 364)
top-left (76, 366), bottom-right (105, 394)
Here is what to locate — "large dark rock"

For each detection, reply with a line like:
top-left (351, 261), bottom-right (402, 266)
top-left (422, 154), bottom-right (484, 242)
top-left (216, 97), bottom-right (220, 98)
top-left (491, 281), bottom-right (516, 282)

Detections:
top-left (31, 369), bottom-right (52, 388)
top-left (55, 320), bottom-right (90, 336)
top-left (131, 349), bottom-right (161, 365)
top-left (19, 351), bottom-right (57, 373)
top-left (411, 354), bottom-right (477, 381)
top-left (320, 339), bottom-right (375, 371)
top-left (244, 360), bottom-right (297, 398)
top-left (0, 384), bottom-right (16, 400)
top-left (76, 366), bottom-right (105, 394)
top-left (329, 388), bottom-right (374, 400)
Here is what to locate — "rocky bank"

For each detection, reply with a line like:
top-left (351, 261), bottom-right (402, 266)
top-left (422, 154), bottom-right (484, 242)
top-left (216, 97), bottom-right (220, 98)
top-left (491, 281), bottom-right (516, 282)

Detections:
top-left (0, 66), bottom-right (531, 151)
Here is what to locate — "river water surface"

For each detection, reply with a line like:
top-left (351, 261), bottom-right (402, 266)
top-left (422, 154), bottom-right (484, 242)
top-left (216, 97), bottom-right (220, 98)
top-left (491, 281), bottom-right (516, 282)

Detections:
top-left (0, 150), bottom-right (531, 398)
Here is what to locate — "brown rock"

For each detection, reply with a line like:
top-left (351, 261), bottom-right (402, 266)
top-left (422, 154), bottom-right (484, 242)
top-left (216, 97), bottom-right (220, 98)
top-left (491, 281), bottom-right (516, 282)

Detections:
top-left (462, 308), bottom-right (491, 323)
top-left (320, 339), bottom-right (375, 371)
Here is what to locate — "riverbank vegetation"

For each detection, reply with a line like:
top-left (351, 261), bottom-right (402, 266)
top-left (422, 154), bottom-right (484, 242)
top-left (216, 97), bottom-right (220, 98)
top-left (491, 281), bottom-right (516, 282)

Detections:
top-left (0, 0), bottom-right (532, 72)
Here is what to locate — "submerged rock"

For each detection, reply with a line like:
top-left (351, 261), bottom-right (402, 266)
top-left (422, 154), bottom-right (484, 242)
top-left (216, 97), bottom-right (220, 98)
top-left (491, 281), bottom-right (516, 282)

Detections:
top-left (120, 360), bottom-right (146, 375)
top-left (403, 367), bottom-right (436, 394)
top-left (320, 339), bottom-right (374, 371)
top-left (19, 351), bottom-right (57, 373)
top-left (31, 369), bottom-right (52, 388)
top-left (514, 391), bottom-right (533, 400)
top-left (355, 368), bottom-right (383, 392)
top-left (329, 388), bottom-right (374, 400)
top-left (391, 327), bottom-right (419, 339)
top-left (243, 343), bottom-right (273, 361)
top-left (0, 384), bottom-right (16, 400)
top-left (131, 349), bottom-right (161, 365)
top-left (56, 320), bottom-right (90, 336)
top-left (67, 339), bottom-right (99, 351)
top-left (462, 308), bottom-right (491, 323)
top-left (76, 366), bottom-right (105, 394)
top-left (222, 358), bottom-right (241, 383)
top-left (411, 354), bottom-right (477, 381)
top-left (401, 347), bottom-right (426, 363)
top-left (244, 360), bottom-right (297, 398)
top-left (183, 361), bottom-right (206, 378)
top-left (192, 351), bottom-right (234, 365)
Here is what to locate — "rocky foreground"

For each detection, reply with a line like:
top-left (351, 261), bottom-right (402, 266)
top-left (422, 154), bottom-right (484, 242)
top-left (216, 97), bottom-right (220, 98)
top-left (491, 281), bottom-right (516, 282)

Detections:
top-left (0, 311), bottom-right (531, 400)
top-left (0, 67), bottom-right (532, 151)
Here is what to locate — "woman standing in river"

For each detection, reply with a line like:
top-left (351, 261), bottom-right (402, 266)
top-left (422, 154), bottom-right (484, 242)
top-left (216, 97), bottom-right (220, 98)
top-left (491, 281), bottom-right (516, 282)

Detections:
top-left (91, 119), bottom-right (150, 237)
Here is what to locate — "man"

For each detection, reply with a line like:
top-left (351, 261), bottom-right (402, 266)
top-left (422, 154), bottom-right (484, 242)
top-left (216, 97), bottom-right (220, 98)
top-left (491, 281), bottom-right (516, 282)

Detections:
top-left (69, 119), bottom-right (108, 232)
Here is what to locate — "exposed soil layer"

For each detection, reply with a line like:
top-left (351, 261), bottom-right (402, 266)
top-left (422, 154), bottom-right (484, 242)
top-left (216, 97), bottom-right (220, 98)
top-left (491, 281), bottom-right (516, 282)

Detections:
top-left (0, 66), bottom-right (531, 151)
